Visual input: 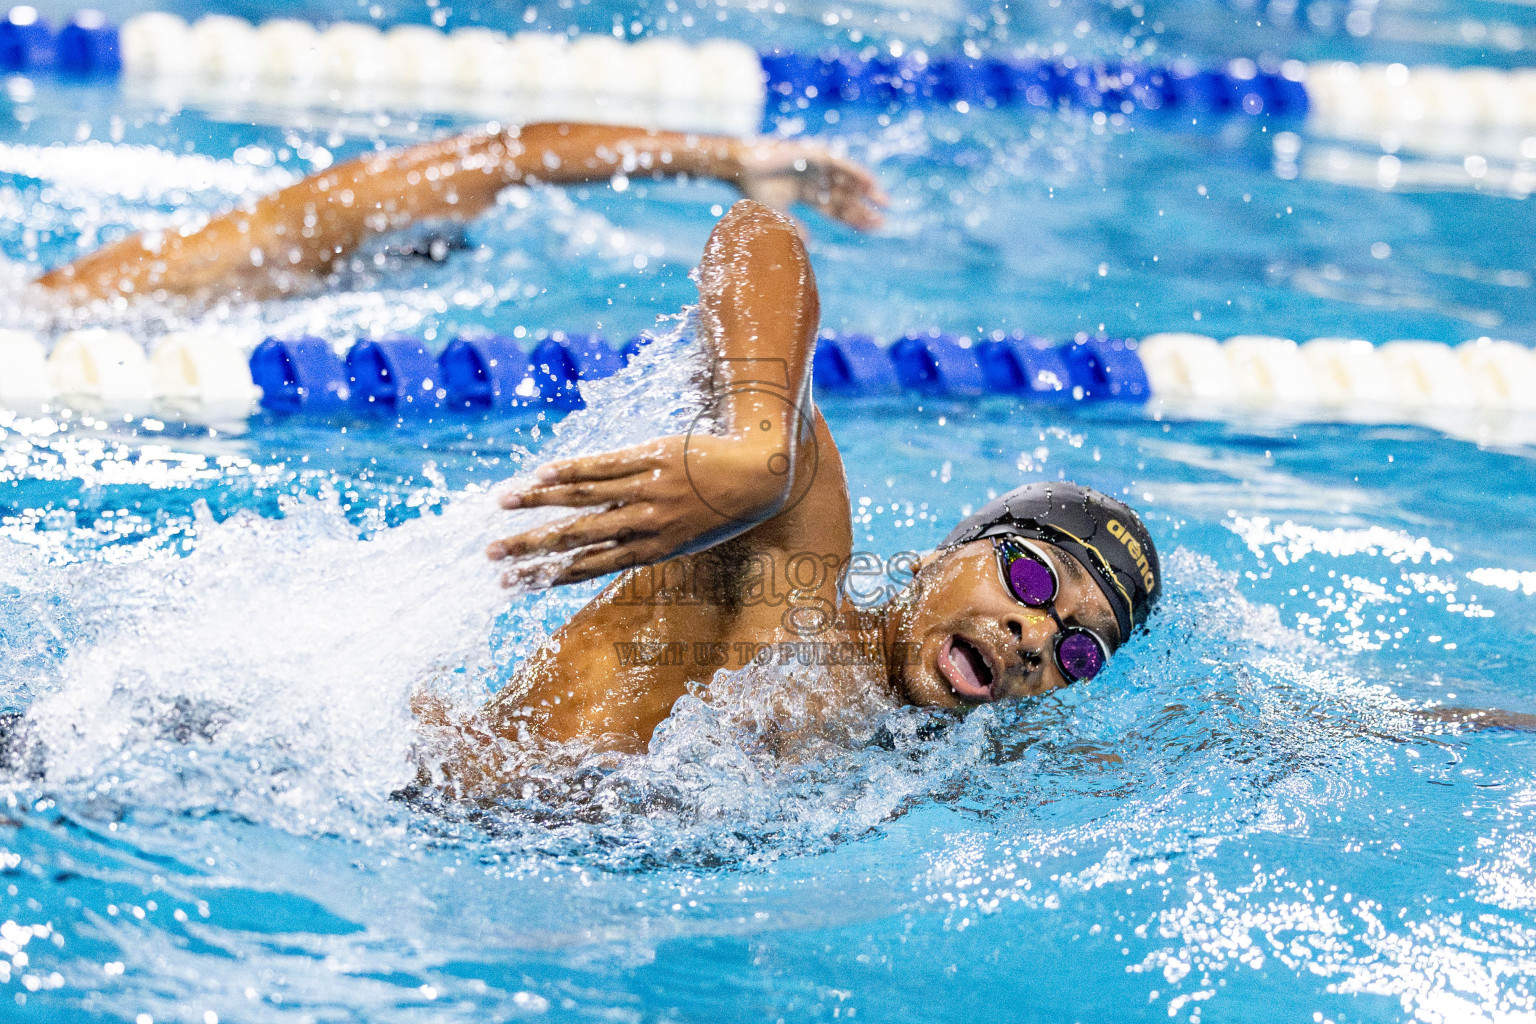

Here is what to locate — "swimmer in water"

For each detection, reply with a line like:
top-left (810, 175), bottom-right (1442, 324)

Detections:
top-left (31, 121), bottom-right (887, 305)
top-left (412, 197), bottom-right (1165, 796)
top-left (1, 186), bottom-right (1528, 789)
top-left (413, 197), bottom-right (1536, 798)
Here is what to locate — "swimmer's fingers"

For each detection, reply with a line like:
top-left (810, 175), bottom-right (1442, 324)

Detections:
top-left (821, 156), bottom-right (889, 229)
top-left (798, 154), bottom-right (886, 231)
top-left (821, 189), bottom-right (885, 231)
top-left (487, 504), bottom-right (657, 564)
top-left (531, 542), bottom-right (650, 587)
top-left (736, 144), bottom-right (885, 232)
top-left (503, 445), bottom-right (666, 509)
top-left (503, 474), bottom-right (648, 512)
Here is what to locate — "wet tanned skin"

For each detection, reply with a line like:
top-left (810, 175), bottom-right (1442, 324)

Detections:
top-left (35, 122), bottom-right (887, 305)
top-left (419, 199), bottom-right (1125, 796)
top-left (472, 200), bottom-right (859, 760)
top-left (885, 540), bottom-right (1121, 708)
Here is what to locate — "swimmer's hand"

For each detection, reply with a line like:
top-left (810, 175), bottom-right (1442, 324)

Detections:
top-left (487, 432), bottom-right (795, 587)
top-left (732, 140), bottom-right (888, 232)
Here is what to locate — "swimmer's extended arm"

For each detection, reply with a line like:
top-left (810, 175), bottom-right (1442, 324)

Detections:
top-left (36, 122), bottom-right (886, 303)
top-left (487, 198), bottom-right (822, 586)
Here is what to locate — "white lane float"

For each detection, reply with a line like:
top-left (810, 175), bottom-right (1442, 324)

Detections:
top-left (255, 19), bottom-right (322, 83)
top-left (189, 14), bottom-right (259, 81)
top-left (318, 22), bottom-right (388, 86)
top-left (0, 329), bottom-right (53, 411)
top-left (1223, 335), bottom-right (1316, 408)
top-left (1136, 333), bottom-right (1235, 412)
top-left (1302, 61), bottom-right (1536, 128)
top-left (1298, 338), bottom-right (1397, 417)
top-left (1138, 332), bottom-right (1536, 439)
top-left (115, 13), bottom-right (767, 135)
top-left (49, 329), bottom-right (154, 414)
top-left (1378, 340), bottom-right (1479, 410)
top-left (506, 33), bottom-right (576, 99)
top-left (1457, 337), bottom-right (1536, 413)
top-left (150, 331), bottom-right (261, 422)
top-left (448, 28), bottom-right (516, 95)
top-left (384, 24), bottom-right (455, 92)
top-left (119, 11), bottom-right (195, 78)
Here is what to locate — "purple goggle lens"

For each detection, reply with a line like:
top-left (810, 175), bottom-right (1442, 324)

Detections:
top-left (1055, 630), bottom-right (1106, 682)
top-left (1006, 552), bottom-right (1057, 607)
top-left (995, 537), bottom-right (1111, 684)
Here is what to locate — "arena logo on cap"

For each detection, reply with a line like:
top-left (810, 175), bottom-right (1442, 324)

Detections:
top-left (1105, 518), bottom-right (1155, 591)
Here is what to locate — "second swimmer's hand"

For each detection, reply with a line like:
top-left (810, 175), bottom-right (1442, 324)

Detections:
top-left (486, 433), bottom-right (795, 588)
top-left (733, 140), bottom-right (888, 232)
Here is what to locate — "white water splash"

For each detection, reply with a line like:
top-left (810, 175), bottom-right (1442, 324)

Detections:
top-left (7, 318), bottom-right (706, 832)
top-left (1467, 567), bottom-right (1536, 596)
top-left (0, 142), bottom-right (294, 204)
top-left (1228, 516), bottom-right (1456, 566)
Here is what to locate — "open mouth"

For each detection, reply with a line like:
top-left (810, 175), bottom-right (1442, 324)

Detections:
top-left (938, 634), bottom-right (996, 702)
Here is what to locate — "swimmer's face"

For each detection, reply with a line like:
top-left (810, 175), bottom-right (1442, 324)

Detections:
top-left (888, 539), bottom-right (1121, 707)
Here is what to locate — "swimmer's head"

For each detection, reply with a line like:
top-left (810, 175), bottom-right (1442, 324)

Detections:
top-left (886, 482), bottom-right (1160, 707)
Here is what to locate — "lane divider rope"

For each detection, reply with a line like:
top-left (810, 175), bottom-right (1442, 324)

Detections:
top-left (4, 8), bottom-right (1535, 128)
top-left (1, 327), bottom-right (1533, 427)
top-left (2, 9), bottom-right (765, 135)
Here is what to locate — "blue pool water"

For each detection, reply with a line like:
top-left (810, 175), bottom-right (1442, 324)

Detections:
top-left (4, 0), bottom-right (1536, 1021)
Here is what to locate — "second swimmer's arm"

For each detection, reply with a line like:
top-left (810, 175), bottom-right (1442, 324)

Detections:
top-left (37, 123), bottom-right (884, 303)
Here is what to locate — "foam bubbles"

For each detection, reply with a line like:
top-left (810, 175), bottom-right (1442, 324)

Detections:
top-left (3, 319), bottom-right (706, 833)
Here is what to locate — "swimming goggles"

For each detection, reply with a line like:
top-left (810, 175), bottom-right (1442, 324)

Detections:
top-left (992, 536), bottom-right (1113, 683)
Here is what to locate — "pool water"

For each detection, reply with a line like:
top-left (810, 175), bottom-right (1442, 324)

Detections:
top-left (3, 0), bottom-right (1536, 1021)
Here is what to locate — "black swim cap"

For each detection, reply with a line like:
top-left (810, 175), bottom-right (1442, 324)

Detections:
top-left (941, 482), bottom-right (1161, 643)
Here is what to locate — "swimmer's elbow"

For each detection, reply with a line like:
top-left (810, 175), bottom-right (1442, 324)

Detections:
top-left (721, 198), bottom-right (798, 236)
top-left (707, 199), bottom-right (810, 277)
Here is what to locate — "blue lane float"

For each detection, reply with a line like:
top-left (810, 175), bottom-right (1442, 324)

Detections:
top-left (0, 6), bottom-right (118, 75)
top-left (249, 332), bottom-right (642, 416)
top-left (0, 6), bottom-right (53, 72)
top-left (345, 337), bottom-right (443, 415)
top-left (759, 48), bottom-right (1310, 118)
top-left (818, 329), bottom-right (1149, 402)
top-left (812, 332), bottom-right (899, 394)
top-left (525, 331), bottom-right (629, 411)
top-left (975, 332), bottom-right (1076, 400)
top-left (562, 332), bottom-right (624, 379)
top-left (56, 10), bottom-right (118, 76)
top-left (615, 336), bottom-right (646, 363)
top-left (249, 336), bottom-right (350, 415)
top-left (438, 335), bottom-right (528, 413)
top-left (890, 330), bottom-right (988, 396)
top-left (242, 330), bottom-right (1152, 417)
top-left (1062, 336), bottom-right (1151, 402)
top-left (527, 336), bottom-right (589, 411)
